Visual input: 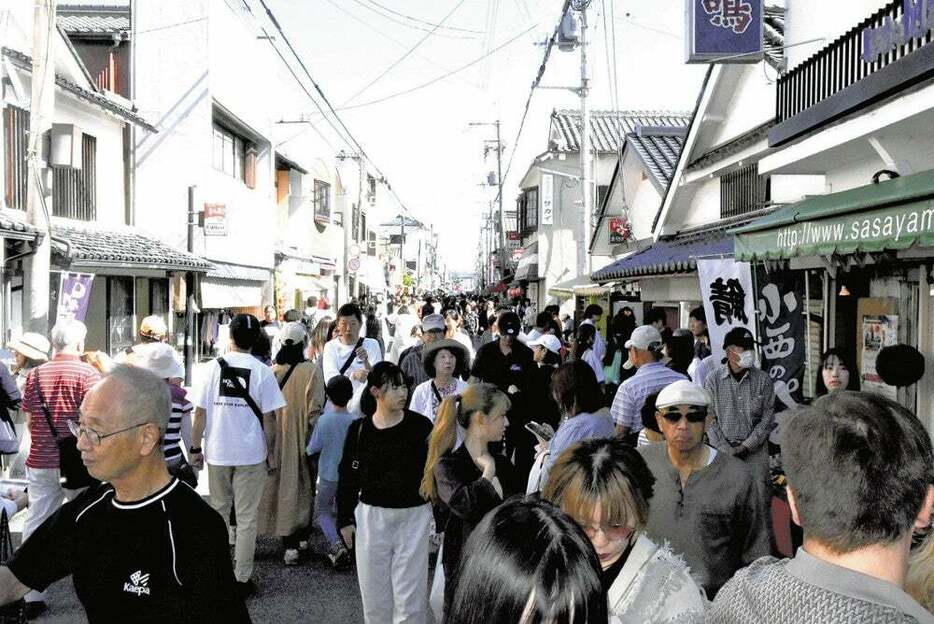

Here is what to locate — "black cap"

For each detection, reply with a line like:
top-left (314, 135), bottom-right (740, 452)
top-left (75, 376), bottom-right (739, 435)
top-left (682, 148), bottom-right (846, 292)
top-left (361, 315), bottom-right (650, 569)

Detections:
top-left (876, 344), bottom-right (925, 387)
top-left (723, 327), bottom-right (756, 350)
top-left (498, 311), bottom-right (521, 336)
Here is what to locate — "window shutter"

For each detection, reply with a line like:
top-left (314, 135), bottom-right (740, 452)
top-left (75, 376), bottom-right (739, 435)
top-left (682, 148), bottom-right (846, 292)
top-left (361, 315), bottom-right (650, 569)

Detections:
top-left (244, 146), bottom-right (257, 189)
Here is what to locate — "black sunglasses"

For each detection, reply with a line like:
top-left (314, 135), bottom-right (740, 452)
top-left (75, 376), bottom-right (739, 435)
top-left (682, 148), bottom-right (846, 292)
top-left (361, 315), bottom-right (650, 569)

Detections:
top-left (659, 408), bottom-right (708, 424)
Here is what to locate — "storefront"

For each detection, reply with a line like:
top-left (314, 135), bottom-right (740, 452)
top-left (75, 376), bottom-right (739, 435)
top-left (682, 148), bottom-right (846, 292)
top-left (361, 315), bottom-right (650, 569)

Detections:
top-left (274, 251), bottom-right (336, 316)
top-left (734, 170), bottom-right (934, 435)
top-left (198, 259), bottom-right (271, 358)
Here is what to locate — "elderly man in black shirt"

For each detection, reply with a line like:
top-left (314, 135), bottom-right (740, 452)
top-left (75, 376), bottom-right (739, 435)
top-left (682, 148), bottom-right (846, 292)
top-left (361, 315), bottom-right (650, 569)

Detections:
top-left (0, 365), bottom-right (249, 623)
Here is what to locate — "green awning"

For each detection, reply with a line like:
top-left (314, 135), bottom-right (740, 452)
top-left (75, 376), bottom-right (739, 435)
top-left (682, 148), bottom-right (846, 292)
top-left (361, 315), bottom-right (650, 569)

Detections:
top-left (733, 169), bottom-right (934, 261)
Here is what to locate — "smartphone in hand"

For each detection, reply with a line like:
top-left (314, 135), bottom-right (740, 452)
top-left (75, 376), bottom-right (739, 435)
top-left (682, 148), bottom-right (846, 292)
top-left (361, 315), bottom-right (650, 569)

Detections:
top-left (525, 421), bottom-right (554, 442)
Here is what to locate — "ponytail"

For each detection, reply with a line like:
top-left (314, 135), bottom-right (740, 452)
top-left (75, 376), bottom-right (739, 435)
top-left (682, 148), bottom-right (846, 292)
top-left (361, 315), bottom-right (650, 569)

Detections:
top-left (420, 395), bottom-right (461, 501)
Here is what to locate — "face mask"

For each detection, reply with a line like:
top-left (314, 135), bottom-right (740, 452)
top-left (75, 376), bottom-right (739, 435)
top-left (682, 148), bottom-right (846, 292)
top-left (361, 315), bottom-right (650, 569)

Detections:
top-left (738, 350), bottom-right (755, 369)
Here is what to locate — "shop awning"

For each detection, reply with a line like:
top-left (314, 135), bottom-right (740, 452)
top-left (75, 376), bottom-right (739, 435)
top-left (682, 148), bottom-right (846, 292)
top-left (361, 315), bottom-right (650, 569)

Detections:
top-left (733, 170), bottom-right (934, 261)
top-left (548, 275), bottom-right (615, 297)
top-left (514, 242), bottom-right (539, 281)
top-left (201, 260), bottom-right (270, 309)
top-left (592, 232), bottom-right (733, 282)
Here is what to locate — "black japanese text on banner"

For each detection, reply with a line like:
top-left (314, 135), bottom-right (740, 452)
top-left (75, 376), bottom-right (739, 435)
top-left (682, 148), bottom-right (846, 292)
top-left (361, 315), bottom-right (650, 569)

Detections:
top-left (697, 258), bottom-right (757, 366)
top-left (754, 268), bottom-right (806, 411)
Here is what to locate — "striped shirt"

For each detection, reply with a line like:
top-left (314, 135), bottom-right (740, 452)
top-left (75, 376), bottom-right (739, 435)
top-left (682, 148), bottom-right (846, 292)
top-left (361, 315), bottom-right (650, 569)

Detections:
top-left (22, 355), bottom-right (101, 469)
top-left (165, 384), bottom-right (192, 462)
top-left (610, 361), bottom-right (687, 431)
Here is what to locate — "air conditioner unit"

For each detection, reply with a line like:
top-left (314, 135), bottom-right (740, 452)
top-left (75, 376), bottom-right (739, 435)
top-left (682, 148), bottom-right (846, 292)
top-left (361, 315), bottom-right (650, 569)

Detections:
top-left (50, 124), bottom-right (83, 169)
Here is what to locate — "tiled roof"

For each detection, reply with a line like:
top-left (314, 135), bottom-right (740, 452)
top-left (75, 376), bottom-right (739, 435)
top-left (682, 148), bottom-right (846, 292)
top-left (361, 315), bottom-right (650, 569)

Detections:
top-left (549, 110), bottom-right (691, 154)
top-left (51, 222), bottom-right (212, 272)
top-left (58, 13), bottom-right (130, 34)
top-left (626, 133), bottom-right (685, 190)
top-left (1, 47), bottom-right (156, 133)
top-left (0, 210), bottom-right (42, 241)
top-left (592, 230), bottom-right (733, 281)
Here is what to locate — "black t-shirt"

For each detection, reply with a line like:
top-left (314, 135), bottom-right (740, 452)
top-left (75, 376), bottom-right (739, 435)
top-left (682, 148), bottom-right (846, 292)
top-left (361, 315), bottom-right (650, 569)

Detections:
top-left (9, 479), bottom-right (250, 624)
top-left (470, 340), bottom-right (533, 393)
top-left (337, 410), bottom-right (433, 527)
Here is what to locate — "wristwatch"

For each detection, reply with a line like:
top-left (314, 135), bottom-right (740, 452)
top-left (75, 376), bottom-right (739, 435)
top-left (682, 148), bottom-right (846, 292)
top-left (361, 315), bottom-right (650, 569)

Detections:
top-left (189, 446), bottom-right (202, 454)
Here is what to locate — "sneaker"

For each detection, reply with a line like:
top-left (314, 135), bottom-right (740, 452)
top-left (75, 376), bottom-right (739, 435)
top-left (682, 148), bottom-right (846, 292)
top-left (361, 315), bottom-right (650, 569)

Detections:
top-left (24, 601), bottom-right (48, 620)
top-left (236, 580), bottom-right (256, 599)
top-left (327, 543), bottom-right (350, 570)
top-left (283, 548), bottom-right (300, 566)
top-left (298, 539), bottom-right (309, 552)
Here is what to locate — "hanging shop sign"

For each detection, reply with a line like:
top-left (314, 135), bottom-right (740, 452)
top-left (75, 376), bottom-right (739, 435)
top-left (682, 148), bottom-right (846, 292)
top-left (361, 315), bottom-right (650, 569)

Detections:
top-left (686, 0), bottom-right (763, 64)
top-left (541, 173), bottom-right (554, 225)
top-left (203, 204), bottom-right (228, 236)
top-left (57, 272), bottom-right (95, 322)
top-left (697, 257), bottom-right (757, 365)
top-left (608, 217), bottom-right (632, 245)
top-left (755, 268), bottom-right (806, 411)
top-left (507, 232), bottom-right (521, 252)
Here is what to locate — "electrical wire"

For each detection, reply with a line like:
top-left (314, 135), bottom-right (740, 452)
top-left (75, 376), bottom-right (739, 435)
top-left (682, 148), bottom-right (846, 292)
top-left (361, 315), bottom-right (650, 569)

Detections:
top-left (342, 0), bottom-right (469, 105)
top-left (360, 0), bottom-right (483, 34)
top-left (328, 23), bottom-right (539, 113)
top-left (348, 0), bottom-right (478, 40)
top-left (255, 0), bottom-right (417, 218)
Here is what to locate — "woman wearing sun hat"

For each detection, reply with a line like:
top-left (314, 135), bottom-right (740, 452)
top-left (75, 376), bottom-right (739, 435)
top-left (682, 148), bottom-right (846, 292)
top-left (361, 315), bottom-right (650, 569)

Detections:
top-left (409, 338), bottom-right (470, 425)
top-left (5, 334), bottom-right (50, 479)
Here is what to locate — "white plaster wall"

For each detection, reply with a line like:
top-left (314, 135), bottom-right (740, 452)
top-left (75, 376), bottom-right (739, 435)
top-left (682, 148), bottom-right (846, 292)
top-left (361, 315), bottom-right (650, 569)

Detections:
top-left (785, 0), bottom-right (893, 70)
top-left (705, 65), bottom-right (775, 149)
top-left (679, 177), bottom-right (720, 230)
top-left (628, 179), bottom-right (663, 241)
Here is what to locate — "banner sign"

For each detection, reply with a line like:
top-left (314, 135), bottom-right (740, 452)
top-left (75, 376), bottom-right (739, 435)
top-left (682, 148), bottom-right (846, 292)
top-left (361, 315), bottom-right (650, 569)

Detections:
top-left (862, 0), bottom-right (934, 63)
top-left (541, 173), bottom-right (554, 225)
top-left (686, 0), bottom-right (763, 63)
top-left (203, 203), bottom-right (227, 236)
top-left (57, 272), bottom-right (95, 322)
top-left (755, 268), bottom-right (806, 411)
top-left (697, 257), bottom-right (757, 365)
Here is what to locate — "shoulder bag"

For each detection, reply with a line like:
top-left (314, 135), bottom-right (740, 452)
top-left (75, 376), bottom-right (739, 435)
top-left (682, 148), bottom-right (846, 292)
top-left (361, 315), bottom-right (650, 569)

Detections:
top-left (339, 338), bottom-right (365, 376)
top-left (34, 370), bottom-right (98, 490)
top-left (217, 357), bottom-right (266, 428)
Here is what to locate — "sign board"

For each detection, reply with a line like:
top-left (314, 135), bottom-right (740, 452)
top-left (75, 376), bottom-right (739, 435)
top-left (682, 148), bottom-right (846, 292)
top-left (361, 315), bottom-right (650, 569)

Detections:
top-left (57, 273), bottom-right (95, 322)
top-left (511, 248), bottom-right (524, 262)
top-left (686, 0), bottom-right (763, 64)
top-left (697, 257), bottom-right (757, 365)
top-left (863, 1), bottom-right (934, 63)
top-left (541, 173), bottom-right (554, 225)
top-left (755, 268), bottom-right (806, 411)
top-left (347, 256), bottom-right (361, 274)
top-left (860, 314), bottom-right (899, 401)
top-left (203, 204), bottom-right (227, 236)
top-left (608, 217), bottom-right (630, 245)
top-left (507, 232), bottom-right (521, 252)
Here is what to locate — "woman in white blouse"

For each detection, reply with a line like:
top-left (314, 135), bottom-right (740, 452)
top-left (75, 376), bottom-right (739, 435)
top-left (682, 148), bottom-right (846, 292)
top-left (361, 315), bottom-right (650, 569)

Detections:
top-left (409, 339), bottom-right (470, 425)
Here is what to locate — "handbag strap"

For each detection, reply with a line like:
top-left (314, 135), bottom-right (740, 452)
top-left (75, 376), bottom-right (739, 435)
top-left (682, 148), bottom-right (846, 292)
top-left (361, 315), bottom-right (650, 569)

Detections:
top-left (32, 369), bottom-right (62, 441)
top-left (278, 363), bottom-right (299, 390)
top-left (338, 338), bottom-right (365, 376)
top-left (217, 358), bottom-right (265, 429)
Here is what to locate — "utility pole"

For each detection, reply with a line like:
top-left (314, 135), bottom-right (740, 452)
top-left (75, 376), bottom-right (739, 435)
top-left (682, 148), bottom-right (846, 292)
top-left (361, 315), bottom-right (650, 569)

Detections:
top-left (576, 0), bottom-right (593, 277)
top-left (355, 156), bottom-right (364, 300)
top-left (24, 0), bottom-right (56, 333)
top-left (185, 186), bottom-right (198, 385)
top-left (335, 151), bottom-right (358, 306)
top-left (469, 120), bottom-right (506, 280)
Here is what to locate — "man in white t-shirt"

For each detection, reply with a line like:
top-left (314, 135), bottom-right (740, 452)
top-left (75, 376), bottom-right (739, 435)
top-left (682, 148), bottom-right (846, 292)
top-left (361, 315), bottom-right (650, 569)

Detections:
top-left (190, 314), bottom-right (286, 597)
top-left (322, 303), bottom-right (383, 414)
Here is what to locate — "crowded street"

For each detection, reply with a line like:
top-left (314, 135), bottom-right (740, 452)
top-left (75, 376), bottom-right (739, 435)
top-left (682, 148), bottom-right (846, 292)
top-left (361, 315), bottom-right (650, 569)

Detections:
top-left (0, 0), bottom-right (933, 623)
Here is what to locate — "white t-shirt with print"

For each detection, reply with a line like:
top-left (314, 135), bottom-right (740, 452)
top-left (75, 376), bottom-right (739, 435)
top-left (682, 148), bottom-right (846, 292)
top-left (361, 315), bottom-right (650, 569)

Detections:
top-left (321, 336), bottom-right (384, 414)
top-left (193, 351), bottom-right (287, 466)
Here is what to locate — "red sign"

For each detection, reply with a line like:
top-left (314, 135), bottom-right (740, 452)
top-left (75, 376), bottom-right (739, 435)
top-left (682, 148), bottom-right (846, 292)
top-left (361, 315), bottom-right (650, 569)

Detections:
top-left (203, 204), bottom-right (227, 236)
top-left (609, 217), bottom-right (631, 244)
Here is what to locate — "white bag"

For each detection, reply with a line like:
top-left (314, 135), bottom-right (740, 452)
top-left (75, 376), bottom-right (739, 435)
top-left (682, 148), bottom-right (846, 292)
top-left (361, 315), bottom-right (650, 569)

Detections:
top-left (429, 542), bottom-right (445, 623)
top-left (0, 417), bottom-right (18, 455)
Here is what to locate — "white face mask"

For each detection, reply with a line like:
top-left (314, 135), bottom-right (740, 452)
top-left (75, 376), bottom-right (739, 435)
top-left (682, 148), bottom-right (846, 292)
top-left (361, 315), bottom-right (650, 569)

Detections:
top-left (738, 350), bottom-right (756, 369)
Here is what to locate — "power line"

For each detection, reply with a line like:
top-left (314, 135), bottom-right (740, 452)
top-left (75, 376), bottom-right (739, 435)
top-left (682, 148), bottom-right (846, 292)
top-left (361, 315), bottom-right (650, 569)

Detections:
top-left (342, 0), bottom-right (469, 106)
top-left (348, 0), bottom-right (478, 40)
top-left (361, 0), bottom-right (484, 34)
top-left (327, 23), bottom-right (539, 113)
top-left (255, 0), bottom-right (416, 218)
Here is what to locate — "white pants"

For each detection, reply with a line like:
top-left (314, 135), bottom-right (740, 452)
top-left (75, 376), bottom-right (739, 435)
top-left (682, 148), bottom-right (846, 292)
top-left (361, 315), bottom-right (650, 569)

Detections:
top-left (355, 503), bottom-right (431, 624)
top-left (23, 467), bottom-right (85, 603)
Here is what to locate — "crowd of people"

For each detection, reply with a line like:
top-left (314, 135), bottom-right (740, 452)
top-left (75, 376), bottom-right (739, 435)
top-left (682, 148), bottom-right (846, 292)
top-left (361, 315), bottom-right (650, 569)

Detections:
top-left (0, 291), bottom-right (928, 623)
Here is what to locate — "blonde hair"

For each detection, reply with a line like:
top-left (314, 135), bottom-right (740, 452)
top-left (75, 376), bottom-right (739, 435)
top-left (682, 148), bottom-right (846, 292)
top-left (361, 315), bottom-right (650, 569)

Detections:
top-left (419, 383), bottom-right (510, 502)
top-left (906, 530), bottom-right (933, 612)
top-left (542, 437), bottom-right (654, 532)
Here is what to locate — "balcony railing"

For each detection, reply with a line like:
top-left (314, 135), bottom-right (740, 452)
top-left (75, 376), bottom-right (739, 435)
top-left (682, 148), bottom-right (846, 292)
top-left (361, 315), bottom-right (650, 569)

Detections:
top-left (777, 0), bottom-right (934, 124)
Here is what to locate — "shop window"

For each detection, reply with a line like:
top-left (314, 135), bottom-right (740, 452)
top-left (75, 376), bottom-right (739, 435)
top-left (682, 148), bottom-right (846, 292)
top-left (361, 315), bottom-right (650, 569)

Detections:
top-left (518, 187), bottom-right (538, 233)
top-left (52, 134), bottom-right (97, 221)
top-left (150, 278), bottom-right (169, 317)
top-left (3, 105), bottom-right (28, 210)
top-left (108, 276), bottom-right (135, 356)
top-left (313, 179), bottom-right (331, 223)
top-left (212, 122), bottom-right (252, 185)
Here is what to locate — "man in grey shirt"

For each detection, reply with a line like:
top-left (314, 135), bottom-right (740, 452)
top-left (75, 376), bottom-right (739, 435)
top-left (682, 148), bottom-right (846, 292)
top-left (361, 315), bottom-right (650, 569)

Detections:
top-left (710, 391), bottom-right (934, 624)
top-left (639, 380), bottom-right (770, 599)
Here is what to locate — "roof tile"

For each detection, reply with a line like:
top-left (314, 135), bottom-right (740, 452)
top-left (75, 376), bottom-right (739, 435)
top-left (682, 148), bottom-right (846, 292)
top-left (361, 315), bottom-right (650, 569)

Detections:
top-left (549, 110), bottom-right (691, 154)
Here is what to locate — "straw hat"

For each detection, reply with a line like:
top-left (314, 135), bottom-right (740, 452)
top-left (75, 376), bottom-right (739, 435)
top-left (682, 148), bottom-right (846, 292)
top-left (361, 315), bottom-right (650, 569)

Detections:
top-left (9, 333), bottom-right (50, 362)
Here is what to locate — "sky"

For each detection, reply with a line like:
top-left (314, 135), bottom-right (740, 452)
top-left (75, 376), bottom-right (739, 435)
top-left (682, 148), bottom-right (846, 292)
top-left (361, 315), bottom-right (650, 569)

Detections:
top-left (267, 0), bottom-right (708, 273)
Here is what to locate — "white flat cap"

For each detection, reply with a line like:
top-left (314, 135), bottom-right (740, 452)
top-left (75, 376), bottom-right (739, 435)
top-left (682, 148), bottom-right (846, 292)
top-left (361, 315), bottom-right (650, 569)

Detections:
top-left (655, 380), bottom-right (710, 409)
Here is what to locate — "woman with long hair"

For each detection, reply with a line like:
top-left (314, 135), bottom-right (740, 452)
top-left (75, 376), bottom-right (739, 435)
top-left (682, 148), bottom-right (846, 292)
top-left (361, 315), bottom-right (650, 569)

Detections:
top-left (543, 438), bottom-right (707, 623)
top-left (814, 347), bottom-right (860, 396)
top-left (409, 339), bottom-right (470, 424)
top-left (537, 361), bottom-right (615, 490)
top-left (574, 323), bottom-right (606, 385)
top-left (445, 496), bottom-right (607, 624)
top-left (420, 383), bottom-right (520, 616)
top-left (257, 322), bottom-right (318, 566)
top-left (443, 309), bottom-right (475, 362)
top-left (337, 362), bottom-right (434, 623)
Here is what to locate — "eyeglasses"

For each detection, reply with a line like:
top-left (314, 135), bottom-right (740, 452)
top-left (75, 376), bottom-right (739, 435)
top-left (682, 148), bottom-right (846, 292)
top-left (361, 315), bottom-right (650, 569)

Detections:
top-left (658, 407), bottom-right (708, 424)
top-left (577, 522), bottom-right (633, 541)
top-left (68, 419), bottom-right (148, 446)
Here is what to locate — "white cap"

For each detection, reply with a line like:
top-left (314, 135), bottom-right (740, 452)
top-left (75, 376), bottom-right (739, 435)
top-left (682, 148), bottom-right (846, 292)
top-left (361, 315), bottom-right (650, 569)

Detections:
top-left (278, 321), bottom-right (307, 346)
top-left (129, 343), bottom-right (184, 380)
top-left (625, 325), bottom-right (663, 350)
top-left (528, 334), bottom-right (562, 356)
top-left (655, 380), bottom-right (710, 409)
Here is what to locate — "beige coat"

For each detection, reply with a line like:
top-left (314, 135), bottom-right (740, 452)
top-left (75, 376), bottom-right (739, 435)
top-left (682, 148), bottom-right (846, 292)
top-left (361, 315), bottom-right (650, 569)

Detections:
top-left (257, 358), bottom-right (325, 536)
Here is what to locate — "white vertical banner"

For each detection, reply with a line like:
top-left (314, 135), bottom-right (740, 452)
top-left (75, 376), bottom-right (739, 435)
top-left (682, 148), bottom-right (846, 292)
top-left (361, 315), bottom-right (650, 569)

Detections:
top-left (697, 257), bottom-right (757, 365)
top-left (540, 173), bottom-right (554, 225)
